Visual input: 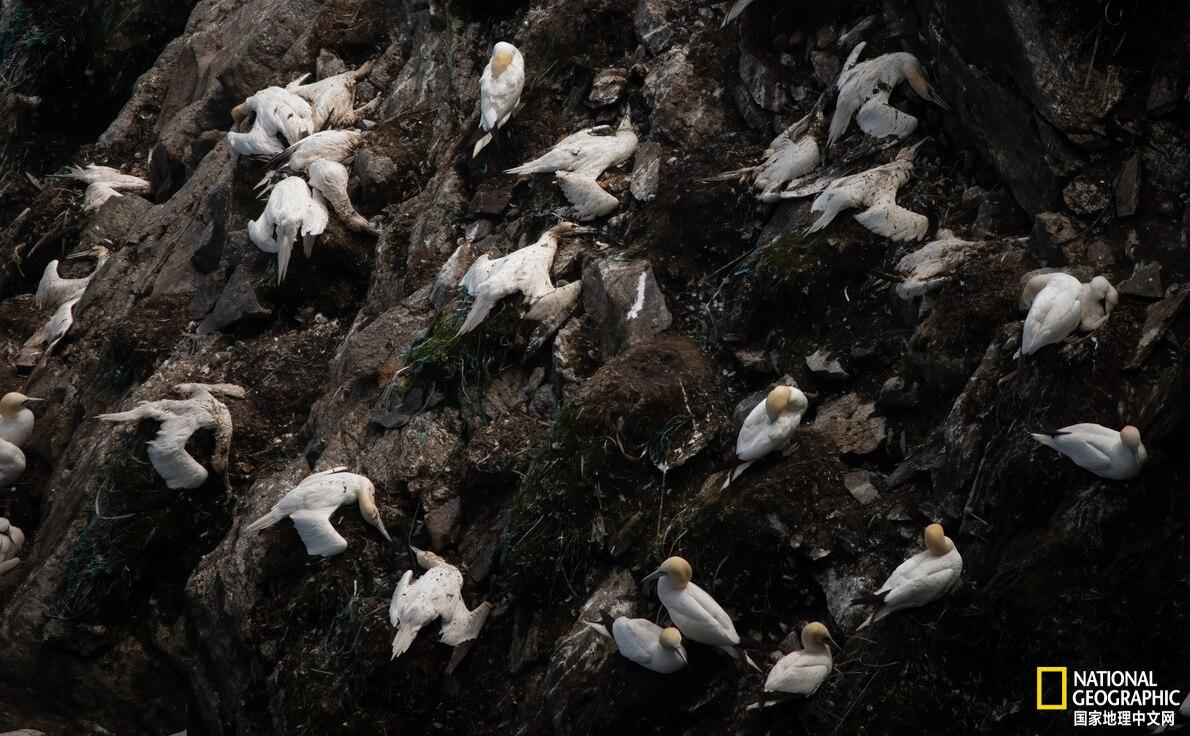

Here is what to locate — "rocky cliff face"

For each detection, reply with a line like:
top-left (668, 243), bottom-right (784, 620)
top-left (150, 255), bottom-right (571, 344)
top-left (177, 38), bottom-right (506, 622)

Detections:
top-left (0, 0), bottom-right (1186, 733)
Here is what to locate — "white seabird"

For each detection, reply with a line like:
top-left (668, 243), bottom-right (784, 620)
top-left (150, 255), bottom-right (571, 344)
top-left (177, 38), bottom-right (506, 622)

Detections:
top-left (0, 437), bottom-right (25, 488)
top-left (244, 467), bottom-right (391, 557)
top-left (852, 523), bottom-right (962, 629)
top-left (748, 622), bottom-right (835, 708)
top-left (0, 517), bottom-right (24, 576)
top-left (456, 221), bottom-right (575, 335)
top-left (36, 245), bottom-right (109, 309)
top-left (894, 229), bottom-right (981, 299)
top-left (707, 102), bottom-right (826, 197)
top-left (96, 383), bottom-right (245, 490)
top-left (306, 158), bottom-right (378, 235)
top-left (723, 385), bottom-right (809, 489)
top-left (248, 176), bottom-right (329, 283)
top-left (389, 547), bottom-right (492, 659)
top-left (228, 86), bottom-right (314, 156)
top-left (505, 111), bottom-right (638, 220)
top-left (60, 164), bottom-right (151, 194)
top-left (474, 42), bottom-right (525, 157)
top-left (42, 296), bottom-right (82, 359)
top-left (791, 141), bottom-right (927, 241)
top-left (642, 556), bottom-right (760, 670)
top-left (269, 129), bottom-right (364, 174)
top-left (584, 611), bottom-right (689, 674)
top-left (1017, 272), bottom-right (1117, 357)
top-left (721, 0), bottom-right (755, 26)
top-left (0, 393), bottom-right (44, 448)
top-left (82, 182), bottom-right (122, 211)
top-left (1031, 424), bottom-right (1146, 481)
top-left (829, 43), bottom-right (949, 148)
top-left (286, 60), bottom-right (374, 131)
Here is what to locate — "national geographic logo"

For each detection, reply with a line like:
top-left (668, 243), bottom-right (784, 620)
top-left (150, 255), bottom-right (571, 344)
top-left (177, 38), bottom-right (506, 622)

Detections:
top-left (1037, 667), bottom-right (1068, 710)
top-left (1037, 667), bottom-right (1182, 728)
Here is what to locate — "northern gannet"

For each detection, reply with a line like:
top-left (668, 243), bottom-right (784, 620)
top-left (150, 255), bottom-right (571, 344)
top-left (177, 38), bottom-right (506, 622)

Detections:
top-left (228, 86), bottom-right (314, 156)
top-left (389, 547), bottom-right (492, 659)
top-left (505, 111), bottom-right (638, 220)
top-left (642, 556), bottom-right (760, 670)
top-left (60, 164), bottom-right (151, 194)
top-left (723, 385), bottom-right (809, 489)
top-left (748, 622), bottom-right (835, 708)
top-left (829, 43), bottom-right (949, 148)
top-left (1018, 273), bottom-right (1117, 357)
top-left (0, 436), bottom-right (25, 487)
top-left (268, 129), bottom-right (364, 173)
top-left (286, 60), bottom-right (374, 130)
top-left (0, 517), bottom-right (24, 576)
top-left (248, 176), bottom-right (329, 283)
top-left (96, 383), bottom-right (245, 490)
top-left (707, 102), bottom-right (826, 196)
top-left (0, 393), bottom-right (44, 448)
top-left (894, 229), bottom-right (974, 299)
top-left (473, 42), bottom-right (525, 157)
top-left (798, 141), bottom-right (927, 241)
top-left (721, 0), bottom-right (755, 26)
top-left (35, 245), bottom-right (109, 309)
top-left (584, 611), bottom-right (689, 673)
top-left (306, 159), bottom-right (378, 235)
top-left (42, 296), bottom-right (81, 359)
top-left (1031, 424), bottom-right (1146, 480)
top-left (82, 182), bottom-right (122, 211)
top-left (852, 523), bottom-right (962, 629)
top-left (456, 222), bottom-right (574, 335)
top-left (244, 467), bottom-right (391, 556)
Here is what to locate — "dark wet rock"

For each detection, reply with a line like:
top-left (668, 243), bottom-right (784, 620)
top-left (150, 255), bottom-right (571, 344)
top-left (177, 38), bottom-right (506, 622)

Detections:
top-left (1029, 211), bottom-right (1077, 264)
top-left (199, 262), bottom-right (270, 333)
top-left (352, 148), bottom-right (399, 214)
top-left (811, 393), bottom-right (885, 455)
top-left (629, 141), bottom-right (660, 202)
top-left (644, 47), bottom-right (729, 147)
top-left (805, 348), bottom-right (849, 383)
top-left (878, 375), bottom-right (919, 409)
top-left (810, 50), bottom-right (840, 86)
top-left (739, 49), bottom-right (787, 113)
top-left (843, 469), bottom-right (879, 505)
top-left (1115, 153), bottom-right (1141, 217)
top-left (635, 0), bottom-right (675, 55)
top-left (1062, 179), bottom-right (1110, 216)
top-left (582, 257), bottom-right (672, 360)
top-left (588, 68), bottom-right (629, 108)
top-left (1118, 261), bottom-right (1163, 299)
top-left (82, 194), bottom-right (153, 247)
top-left (1127, 286), bottom-right (1189, 368)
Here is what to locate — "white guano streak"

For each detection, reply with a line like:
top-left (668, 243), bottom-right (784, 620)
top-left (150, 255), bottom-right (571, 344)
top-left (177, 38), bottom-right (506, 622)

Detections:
top-left (625, 271), bottom-right (648, 320)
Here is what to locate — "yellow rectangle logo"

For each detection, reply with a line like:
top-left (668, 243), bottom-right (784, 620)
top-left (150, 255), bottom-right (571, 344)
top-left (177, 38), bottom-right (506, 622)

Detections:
top-left (1037, 667), bottom-right (1068, 710)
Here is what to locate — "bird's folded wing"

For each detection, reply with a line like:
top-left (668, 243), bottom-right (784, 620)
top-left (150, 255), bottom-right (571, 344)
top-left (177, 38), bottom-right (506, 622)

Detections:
top-left (771, 660), bottom-right (829, 695)
top-left (882, 568), bottom-right (954, 609)
top-left (524, 281), bottom-right (582, 322)
top-left (291, 506), bottom-right (348, 557)
top-left (555, 171), bottom-right (619, 219)
top-left (854, 199), bottom-right (928, 242)
top-left (439, 600), bottom-right (491, 645)
top-left (389, 569), bottom-right (414, 626)
top-left (687, 583), bottom-right (736, 634)
top-left (612, 619), bottom-right (655, 664)
top-left (1056, 433), bottom-right (1115, 471)
top-left (35, 263), bottom-right (63, 308)
top-left (721, 0), bottom-right (754, 25)
top-left (147, 412), bottom-right (209, 489)
top-left (841, 42), bottom-right (867, 73)
top-left (459, 254), bottom-right (497, 294)
top-left (855, 91), bottom-right (919, 140)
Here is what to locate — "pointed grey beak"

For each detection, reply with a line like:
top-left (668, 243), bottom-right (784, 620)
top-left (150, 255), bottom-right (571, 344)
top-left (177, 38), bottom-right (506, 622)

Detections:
top-left (65, 251), bottom-right (95, 261)
top-left (677, 648), bottom-right (689, 666)
top-left (21, 397), bottom-right (45, 404)
top-left (641, 569), bottom-right (665, 584)
top-left (929, 88), bottom-right (951, 111)
top-left (826, 634), bottom-right (840, 650)
top-left (375, 517), bottom-right (392, 541)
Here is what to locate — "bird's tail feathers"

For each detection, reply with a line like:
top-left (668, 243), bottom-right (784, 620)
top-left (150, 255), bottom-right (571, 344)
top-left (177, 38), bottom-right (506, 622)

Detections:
top-left (721, 460), bottom-right (755, 490)
top-left (244, 511), bottom-right (282, 534)
top-left (95, 409), bottom-right (141, 422)
top-left (583, 609), bottom-right (617, 639)
top-left (391, 624), bottom-right (419, 660)
top-left (472, 132), bottom-right (493, 158)
top-left (1030, 432), bottom-right (1057, 450)
top-left (457, 298), bottom-right (494, 335)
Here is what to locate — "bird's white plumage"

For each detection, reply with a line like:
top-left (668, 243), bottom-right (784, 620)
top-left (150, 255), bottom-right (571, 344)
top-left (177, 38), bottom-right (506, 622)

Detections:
top-left (656, 576), bottom-right (744, 660)
top-left (228, 86), bottom-right (313, 156)
top-left (735, 388), bottom-right (808, 462)
top-left (587, 617), bottom-right (688, 674)
top-left (44, 297), bottom-right (80, 356)
top-left (1019, 273), bottom-right (1084, 356)
top-left (248, 176), bottom-right (328, 283)
top-left (287, 61), bottom-right (372, 130)
top-left (803, 144), bottom-right (927, 241)
top-left (894, 230), bottom-right (978, 299)
top-left (0, 517), bottom-right (24, 576)
top-left (1031, 424), bottom-right (1147, 480)
top-left (858, 534), bottom-right (962, 628)
top-left (752, 110), bottom-right (824, 195)
top-left (83, 182), bottom-right (122, 211)
top-left (61, 164), bottom-right (150, 193)
top-left (762, 649), bottom-right (832, 698)
top-left (245, 469), bottom-right (388, 557)
top-left (479, 42), bottom-right (525, 132)
top-left (36, 247), bottom-right (108, 309)
top-left (306, 158), bottom-right (376, 234)
top-left (0, 396), bottom-right (38, 449)
top-left (0, 438), bottom-right (26, 487)
top-left (456, 224), bottom-right (570, 334)
top-left (829, 46), bottom-right (947, 147)
top-left (389, 549), bottom-right (491, 658)
top-left (270, 129), bottom-right (363, 173)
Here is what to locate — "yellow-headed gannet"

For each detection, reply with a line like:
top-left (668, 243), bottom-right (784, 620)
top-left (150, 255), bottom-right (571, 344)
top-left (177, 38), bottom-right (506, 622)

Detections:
top-left (642, 556), bottom-right (760, 670)
top-left (724, 385), bottom-right (809, 489)
top-left (0, 438), bottom-right (25, 487)
top-left (0, 517), bottom-right (24, 576)
top-left (0, 393), bottom-right (44, 448)
top-left (456, 222), bottom-right (575, 335)
top-left (96, 383), bottom-right (244, 490)
top-left (35, 245), bottom-right (109, 309)
top-left (799, 141), bottom-right (927, 241)
top-left (60, 164), bottom-right (151, 194)
top-left (829, 43), bottom-right (948, 147)
top-left (584, 611), bottom-right (689, 673)
top-left (248, 176), bottom-right (329, 284)
top-left (228, 86), bottom-right (314, 156)
top-left (748, 622), bottom-right (835, 708)
top-left (506, 111), bottom-right (638, 220)
top-left (286, 60), bottom-right (374, 131)
top-left (852, 523), bottom-right (962, 629)
top-left (244, 467), bottom-right (391, 556)
top-left (1018, 273), bottom-right (1117, 357)
top-left (306, 159), bottom-right (378, 235)
top-left (474, 42), bottom-right (525, 157)
top-left (1031, 424), bottom-right (1146, 480)
top-left (389, 547), bottom-right (492, 659)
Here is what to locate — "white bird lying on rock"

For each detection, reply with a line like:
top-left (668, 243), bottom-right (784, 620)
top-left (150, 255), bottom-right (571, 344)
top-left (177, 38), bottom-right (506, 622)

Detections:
top-left (0, 438), bottom-right (25, 488)
top-left (1017, 272), bottom-right (1117, 357)
top-left (643, 556), bottom-right (760, 670)
top-left (245, 467), bottom-right (391, 556)
top-left (474, 42), bottom-right (525, 157)
top-left (82, 182), bottom-right (122, 211)
top-left (506, 111), bottom-right (638, 220)
top-left (36, 245), bottom-right (109, 309)
top-left (61, 164), bottom-right (151, 194)
top-left (584, 611), bottom-right (688, 673)
top-left (96, 383), bottom-right (245, 490)
top-left (306, 159), bottom-right (377, 235)
top-left (748, 622), bottom-right (835, 708)
top-left (269, 129), bottom-right (364, 173)
top-left (228, 86), bottom-right (314, 156)
top-left (707, 103), bottom-right (825, 196)
top-left (0, 393), bottom-right (44, 448)
top-left (248, 176), bottom-right (329, 283)
top-left (1031, 424), bottom-right (1146, 480)
top-left (894, 229), bottom-right (980, 299)
top-left (829, 43), bottom-right (949, 147)
top-left (724, 385), bottom-right (809, 489)
top-left (457, 221), bottom-right (575, 335)
top-left (795, 141), bottom-right (927, 241)
top-left (390, 547), bottom-right (492, 659)
top-left (0, 517), bottom-right (24, 576)
top-left (286, 60), bottom-right (374, 131)
top-left (42, 296), bottom-right (82, 360)
top-left (853, 523), bottom-right (962, 629)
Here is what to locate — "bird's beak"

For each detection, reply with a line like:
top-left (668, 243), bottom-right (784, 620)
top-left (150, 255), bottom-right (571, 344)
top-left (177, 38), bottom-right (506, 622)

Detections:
top-left (826, 634), bottom-right (839, 650)
top-left (928, 88), bottom-right (951, 111)
top-left (21, 397), bottom-right (45, 404)
top-left (65, 251), bottom-right (94, 261)
top-left (677, 648), bottom-right (689, 666)
top-left (641, 569), bottom-right (665, 584)
top-left (374, 517), bottom-right (392, 541)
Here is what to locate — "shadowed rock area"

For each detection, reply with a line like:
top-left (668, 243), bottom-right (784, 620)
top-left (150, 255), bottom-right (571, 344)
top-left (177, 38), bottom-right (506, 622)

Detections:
top-left (0, 0), bottom-right (1187, 733)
